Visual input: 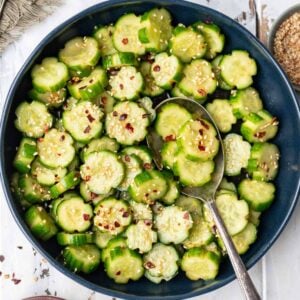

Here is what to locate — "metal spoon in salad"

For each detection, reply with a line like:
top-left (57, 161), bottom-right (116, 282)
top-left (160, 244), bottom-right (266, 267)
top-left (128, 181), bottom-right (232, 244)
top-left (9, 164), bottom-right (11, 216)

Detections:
top-left (147, 97), bottom-right (260, 300)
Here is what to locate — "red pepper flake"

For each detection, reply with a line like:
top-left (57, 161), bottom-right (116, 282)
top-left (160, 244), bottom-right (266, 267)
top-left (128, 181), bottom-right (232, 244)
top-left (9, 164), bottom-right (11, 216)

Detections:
top-left (0, 255), bottom-right (5, 262)
top-left (199, 119), bottom-right (209, 130)
top-left (144, 220), bottom-right (152, 226)
top-left (119, 113), bottom-right (128, 121)
top-left (197, 88), bottom-right (207, 96)
top-left (122, 211), bottom-right (130, 218)
top-left (144, 163), bottom-right (152, 170)
top-left (90, 192), bottom-right (98, 200)
top-left (85, 175), bottom-right (91, 181)
top-left (114, 221), bottom-right (120, 228)
top-left (109, 30), bottom-right (113, 37)
top-left (89, 79), bottom-right (94, 84)
top-left (83, 214), bottom-right (90, 221)
top-left (113, 111), bottom-right (118, 117)
top-left (60, 135), bottom-right (65, 141)
top-left (101, 96), bottom-right (107, 104)
top-left (44, 126), bottom-right (49, 133)
top-left (145, 261), bottom-right (155, 269)
top-left (145, 193), bottom-right (149, 197)
top-left (104, 224), bottom-right (109, 229)
top-left (84, 125), bottom-right (91, 133)
top-left (153, 189), bottom-right (157, 193)
top-left (122, 38), bottom-right (129, 45)
top-left (57, 153), bottom-right (61, 156)
top-left (124, 155), bottom-right (131, 162)
top-left (199, 129), bottom-right (204, 136)
top-left (0, 271), bottom-right (2, 276)
top-left (198, 144), bottom-right (206, 151)
top-left (116, 271), bottom-right (121, 275)
top-left (125, 123), bottom-right (134, 133)
top-left (38, 138), bottom-right (44, 143)
top-left (254, 131), bottom-right (266, 138)
top-left (70, 76), bottom-right (81, 84)
top-left (12, 278), bottom-right (21, 285)
top-left (153, 65), bottom-right (161, 72)
top-left (183, 212), bottom-right (190, 220)
top-left (79, 85), bottom-right (87, 90)
top-left (165, 135), bottom-right (175, 142)
top-left (87, 114), bottom-right (95, 123)
top-left (119, 83), bottom-right (124, 90)
top-left (130, 76), bottom-right (135, 80)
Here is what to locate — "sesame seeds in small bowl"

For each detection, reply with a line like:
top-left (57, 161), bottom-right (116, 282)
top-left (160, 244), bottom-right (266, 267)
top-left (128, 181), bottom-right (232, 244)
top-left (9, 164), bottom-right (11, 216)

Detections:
top-left (268, 4), bottom-right (300, 91)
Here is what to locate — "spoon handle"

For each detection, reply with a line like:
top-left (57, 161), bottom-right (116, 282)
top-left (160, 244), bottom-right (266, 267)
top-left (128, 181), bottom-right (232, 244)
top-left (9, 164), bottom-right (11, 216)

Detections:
top-left (207, 201), bottom-right (261, 300)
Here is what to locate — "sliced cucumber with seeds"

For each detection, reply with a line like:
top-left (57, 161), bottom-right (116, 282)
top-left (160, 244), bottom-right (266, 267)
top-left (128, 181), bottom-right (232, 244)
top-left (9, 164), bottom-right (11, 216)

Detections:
top-left (144, 243), bottom-right (179, 283)
top-left (106, 101), bottom-right (149, 145)
top-left (238, 179), bottom-right (275, 212)
top-left (94, 197), bottom-right (132, 235)
top-left (93, 91), bottom-right (116, 115)
top-left (29, 88), bottom-right (67, 108)
top-left (129, 200), bottom-right (153, 221)
top-left (230, 87), bottom-right (263, 119)
top-left (193, 22), bottom-right (225, 59)
top-left (109, 66), bottom-right (144, 101)
top-left (103, 52), bottom-right (137, 69)
top-left (173, 151), bottom-right (215, 187)
top-left (37, 129), bottom-right (75, 168)
top-left (93, 228), bottom-right (114, 249)
top-left (211, 55), bottom-right (233, 90)
top-left (137, 97), bottom-right (156, 123)
top-left (232, 223), bottom-right (257, 254)
top-left (155, 103), bottom-right (191, 141)
top-left (81, 136), bottom-right (119, 162)
top-left (139, 61), bottom-right (164, 97)
top-left (121, 146), bottom-right (153, 169)
top-left (102, 237), bottom-right (127, 262)
top-left (57, 232), bottom-right (94, 246)
top-left (14, 138), bottom-right (37, 174)
top-left (178, 59), bottom-right (217, 101)
top-left (241, 110), bottom-right (279, 143)
top-left (113, 14), bottom-right (145, 55)
top-left (178, 119), bottom-right (219, 161)
top-left (220, 50), bottom-right (257, 89)
top-left (128, 170), bottom-right (168, 204)
top-left (155, 205), bottom-right (193, 244)
top-left (31, 159), bottom-right (67, 186)
top-left (223, 133), bottom-right (251, 176)
top-left (170, 26), bottom-right (207, 63)
top-left (31, 57), bottom-right (69, 92)
top-left (93, 25), bottom-right (117, 56)
top-left (139, 8), bottom-right (172, 52)
top-left (206, 99), bottom-right (237, 133)
top-left (160, 171), bottom-right (179, 205)
top-left (247, 142), bottom-right (280, 181)
top-left (15, 101), bottom-right (53, 138)
top-left (81, 151), bottom-right (124, 195)
top-left (151, 52), bottom-right (182, 89)
top-left (59, 37), bottom-right (100, 77)
top-left (67, 67), bottom-right (107, 100)
top-left (63, 244), bottom-right (101, 274)
top-left (25, 205), bottom-right (58, 241)
top-left (63, 101), bottom-right (103, 143)
top-left (161, 141), bottom-right (178, 170)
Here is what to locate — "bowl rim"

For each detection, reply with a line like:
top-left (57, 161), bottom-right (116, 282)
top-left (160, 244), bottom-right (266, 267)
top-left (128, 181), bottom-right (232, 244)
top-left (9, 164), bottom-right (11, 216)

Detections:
top-left (1, 0), bottom-right (300, 299)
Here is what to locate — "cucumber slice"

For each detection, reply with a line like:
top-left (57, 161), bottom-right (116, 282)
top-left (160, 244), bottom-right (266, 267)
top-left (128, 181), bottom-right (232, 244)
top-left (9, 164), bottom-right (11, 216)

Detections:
top-left (161, 141), bottom-right (178, 170)
top-left (103, 52), bottom-right (137, 69)
top-left (109, 66), bottom-right (144, 101)
top-left (178, 119), bottom-right (219, 161)
top-left (93, 25), bottom-right (117, 56)
top-left (113, 14), bottom-right (145, 55)
top-left (94, 198), bottom-right (132, 235)
top-left (57, 232), bottom-right (94, 246)
top-left (170, 26), bottom-right (207, 63)
top-left (144, 243), bottom-right (179, 283)
top-left (80, 151), bottom-right (124, 195)
top-left (121, 146), bottom-right (153, 170)
top-left (31, 159), bottom-right (67, 186)
top-left (139, 61), bottom-right (164, 97)
top-left (151, 52), bottom-right (182, 89)
top-left (206, 99), bottom-right (237, 133)
top-left (81, 136), bottom-right (119, 162)
top-left (155, 205), bottom-right (193, 244)
top-left (249, 209), bottom-right (261, 227)
top-left (15, 101), bottom-right (53, 138)
top-left (56, 196), bottom-right (93, 232)
top-left (31, 57), bottom-right (69, 92)
top-left (129, 200), bottom-right (153, 222)
top-left (137, 97), bottom-right (156, 123)
top-left (25, 205), bottom-right (58, 241)
top-left (174, 151), bottom-right (215, 187)
top-left (171, 85), bottom-right (189, 98)
top-left (181, 247), bottom-right (220, 280)
top-left (220, 50), bottom-right (257, 89)
top-left (238, 179), bottom-right (275, 212)
top-left (11, 173), bottom-right (31, 208)
top-left (105, 246), bottom-right (144, 283)
top-left (139, 8), bottom-right (172, 52)
top-left (178, 59), bottom-right (217, 101)
top-left (29, 88), bottom-right (67, 108)
top-left (232, 223), bottom-right (257, 254)
top-left (63, 101), bottom-right (103, 143)
top-left (128, 170), bottom-right (168, 204)
top-left (102, 237), bottom-right (127, 262)
top-left (241, 110), bottom-right (279, 143)
top-left (93, 228), bottom-right (114, 249)
top-left (63, 244), bottom-right (101, 274)
top-left (175, 195), bottom-right (203, 219)
top-left (230, 87), bottom-right (263, 119)
top-left (37, 129), bottom-right (75, 168)
top-left (161, 173), bottom-right (179, 205)
top-left (155, 103), bottom-right (191, 141)
top-left (59, 36), bottom-right (100, 77)
top-left (218, 178), bottom-right (237, 194)
top-left (106, 101), bottom-right (149, 145)
top-left (93, 91), bottom-right (116, 115)
top-left (68, 155), bottom-right (80, 172)
top-left (193, 22), bottom-right (225, 59)
top-left (223, 133), bottom-right (251, 176)
top-left (13, 138), bottom-right (37, 173)
top-left (125, 220), bottom-right (157, 253)
top-left (247, 142), bottom-right (280, 181)
top-left (215, 192), bottom-right (249, 235)
top-left (67, 67), bottom-right (107, 100)
top-left (211, 55), bottom-right (233, 90)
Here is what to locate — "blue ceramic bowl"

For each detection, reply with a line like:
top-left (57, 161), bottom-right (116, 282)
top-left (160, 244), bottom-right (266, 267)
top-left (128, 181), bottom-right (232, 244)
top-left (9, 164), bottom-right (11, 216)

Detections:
top-left (1, 0), bottom-right (300, 299)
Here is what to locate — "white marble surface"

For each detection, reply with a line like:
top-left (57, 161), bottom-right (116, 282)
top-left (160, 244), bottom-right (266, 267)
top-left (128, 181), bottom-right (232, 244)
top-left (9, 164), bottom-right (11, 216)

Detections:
top-left (0, 0), bottom-right (299, 299)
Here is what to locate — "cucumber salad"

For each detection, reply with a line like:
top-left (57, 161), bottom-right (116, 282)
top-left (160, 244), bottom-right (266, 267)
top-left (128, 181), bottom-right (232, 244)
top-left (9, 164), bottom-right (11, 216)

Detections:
top-left (11, 8), bottom-right (280, 284)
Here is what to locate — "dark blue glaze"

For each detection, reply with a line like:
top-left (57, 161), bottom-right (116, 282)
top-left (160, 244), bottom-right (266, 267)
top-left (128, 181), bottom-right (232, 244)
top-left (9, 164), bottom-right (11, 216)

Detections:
top-left (1, 1), bottom-right (299, 299)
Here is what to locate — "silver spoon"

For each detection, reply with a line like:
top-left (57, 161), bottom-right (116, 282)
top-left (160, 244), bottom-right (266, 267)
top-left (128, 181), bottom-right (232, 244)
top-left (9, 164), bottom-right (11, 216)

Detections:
top-left (147, 97), bottom-right (260, 300)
